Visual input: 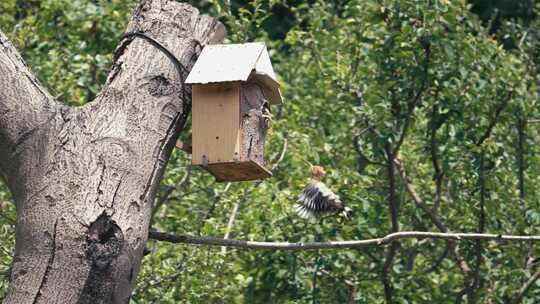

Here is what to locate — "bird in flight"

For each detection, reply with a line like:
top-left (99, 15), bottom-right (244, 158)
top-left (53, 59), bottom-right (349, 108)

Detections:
top-left (295, 165), bottom-right (351, 219)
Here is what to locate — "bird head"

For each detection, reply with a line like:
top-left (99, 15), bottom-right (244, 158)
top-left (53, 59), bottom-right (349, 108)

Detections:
top-left (311, 165), bottom-right (327, 181)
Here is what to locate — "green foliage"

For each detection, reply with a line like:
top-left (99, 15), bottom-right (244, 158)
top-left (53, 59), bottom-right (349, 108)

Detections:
top-left (0, 0), bottom-right (137, 105)
top-left (1, 0), bottom-right (540, 303)
top-left (0, 184), bottom-right (14, 301)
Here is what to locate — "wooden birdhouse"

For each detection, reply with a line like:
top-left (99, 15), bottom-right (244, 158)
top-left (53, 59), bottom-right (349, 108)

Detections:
top-left (185, 42), bottom-right (283, 182)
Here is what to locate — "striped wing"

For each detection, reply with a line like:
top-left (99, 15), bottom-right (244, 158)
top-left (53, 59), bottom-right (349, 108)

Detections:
top-left (295, 181), bottom-right (343, 218)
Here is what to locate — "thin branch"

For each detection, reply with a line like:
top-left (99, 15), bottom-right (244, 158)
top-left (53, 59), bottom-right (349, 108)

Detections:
top-left (392, 41), bottom-right (431, 155)
top-left (0, 210), bottom-right (15, 225)
top-left (221, 187), bottom-right (246, 255)
top-left (394, 158), bottom-right (448, 232)
top-left (297, 255), bottom-right (366, 288)
top-left (385, 145), bottom-right (399, 233)
top-left (221, 137), bottom-right (288, 255)
top-left (382, 144), bottom-right (399, 303)
top-left (148, 230), bottom-right (540, 251)
top-left (475, 91), bottom-right (513, 146)
top-left (510, 266), bottom-right (540, 304)
top-left (394, 157), bottom-right (471, 273)
top-left (419, 242), bottom-right (451, 274)
top-left (269, 137), bottom-right (288, 171)
top-left (472, 152), bottom-right (488, 297)
top-left (200, 182), bottom-right (232, 225)
top-left (353, 135), bottom-right (385, 167)
top-left (382, 243), bottom-right (398, 303)
top-left (457, 151), bottom-right (487, 302)
top-left (312, 253), bottom-right (321, 304)
top-left (518, 28), bottom-right (530, 49)
top-left (429, 103), bottom-right (445, 212)
top-left (152, 166), bottom-right (191, 218)
top-left (516, 117), bottom-right (526, 201)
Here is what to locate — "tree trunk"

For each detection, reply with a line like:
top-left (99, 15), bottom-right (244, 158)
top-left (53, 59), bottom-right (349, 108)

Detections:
top-left (0, 1), bottom-right (224, 303)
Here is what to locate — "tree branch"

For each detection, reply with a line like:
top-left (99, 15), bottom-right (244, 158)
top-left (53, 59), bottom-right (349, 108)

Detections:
top-left (510, 266), bottom-right (540, 304)
top-left (220, 183), bottom-right (239, 254)
top-left (516, 116), bottom-right (526, 201)
top-left (1, 2), bottom-right (227, 301)
top-left (429, 103), bottom-right (445, 212)
top-left (385, 145), bottom-right (399, 233)
top-left (394, 158), bottom-right (448, 232)
top-left (148, 230), bottom-right (540, 250)
top-left (475, 91), bottom-right (513, 146)
top-left (392, 41), bottom-right (431, 155)
top-left (382, 242), bottom-right (398, 303)
top-left (456, 151), bottom-right (488, 303)
top-left (152, 166), bottom-right (191, 218)
top-left (382, 144), bottom-right (399, 303)
top-left (221, 138), bottom-right (288, 254)
top-left (0, 30), bottom-right (59, 195)
top-left (394, 157), bottom-right (471, 273)
top-left (353, 135), bottom-right (385, 167)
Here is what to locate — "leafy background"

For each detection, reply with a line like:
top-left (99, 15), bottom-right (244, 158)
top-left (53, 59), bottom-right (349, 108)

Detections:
top-left (0, 0), bottom-right (539, 303)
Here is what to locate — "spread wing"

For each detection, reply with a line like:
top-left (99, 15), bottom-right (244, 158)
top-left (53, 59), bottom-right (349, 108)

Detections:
top-left (295, 181), bottom-right (344, 218)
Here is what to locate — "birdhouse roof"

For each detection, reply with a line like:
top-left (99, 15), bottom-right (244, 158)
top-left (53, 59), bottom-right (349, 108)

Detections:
top-left (185, 42), bottom-right (283, 105)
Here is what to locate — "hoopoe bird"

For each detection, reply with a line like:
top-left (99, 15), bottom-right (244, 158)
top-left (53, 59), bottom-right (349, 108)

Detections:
top-left (295, 165), bottom-right (351, 219)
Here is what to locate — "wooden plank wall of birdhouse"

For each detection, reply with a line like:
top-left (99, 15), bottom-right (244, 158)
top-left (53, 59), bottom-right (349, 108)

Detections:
top-left (239, 83), bottom-right (269, 165)
top-left (192, 83), bottom-right (241, 165)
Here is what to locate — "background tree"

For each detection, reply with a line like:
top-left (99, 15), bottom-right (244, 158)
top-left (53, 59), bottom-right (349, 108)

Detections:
top-left (1, 0), bottom-right (539, 303)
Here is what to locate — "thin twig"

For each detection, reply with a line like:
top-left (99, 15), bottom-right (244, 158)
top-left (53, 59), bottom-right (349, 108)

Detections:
top-left (394, 158), bottom-right (447, 232)
top-left (510, 266), bottom-right (540, 304)
top-left (153, 166), bottom-right (191, 218)
top-left (221, 187), bottom-right (246, 255)
top-left (148, 231), bottom-right (540, 250)
top-left (269, 138), bottom-right (288, 171)
top-left (200, 182), bottom-right (232, 225)
top-left (353, 135), bottom-right (385, 166)
top-left (475, 91), bottom-right (513, 146)
top-left (175, 139), bottom-right (192, 154)
top-left (221, 138), bottom-right (288, 255)
top-left (419, 242), bottom-right (451, 274)
top-left (392, 41), bottom-right (431, 156)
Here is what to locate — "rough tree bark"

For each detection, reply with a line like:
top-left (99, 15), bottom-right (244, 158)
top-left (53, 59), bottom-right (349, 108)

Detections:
top-left (0, 1), bottom-right (224, 303)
